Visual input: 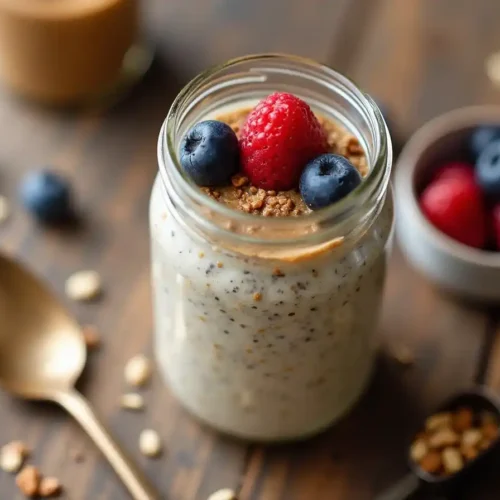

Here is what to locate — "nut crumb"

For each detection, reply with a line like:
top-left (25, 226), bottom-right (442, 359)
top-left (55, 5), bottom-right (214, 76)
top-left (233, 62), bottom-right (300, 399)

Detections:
top-left (253, 292), bottom-right (262, 302)
top-left (272, 268), bottom-right (285, 277)
top-left (124, 355), bottom-right (152, 387)
top-left (16, 465), bottom-right (41, 497)
top-left (139, 429), bottom-right (162, 458)
top-left (120, 393), bottom-right (145, 411)
top-left (39, 477), bottom-right (62, 497)
top-left (442, 447), bottom-right (463, 474)
top-left (65, 270), bottom-right (102, 301)
top-left (216, 261), bottom-right (224, 268)
top-left (419, 451), bottom-right (442, 474)
top-left (1, 441), bottom-right (29, 473)
top-left (198, 252), bottom-right (205, 258)
top-left (82, 325), bottom-right (101, 350)
top-left (207, 488), bottom-right (237, 500)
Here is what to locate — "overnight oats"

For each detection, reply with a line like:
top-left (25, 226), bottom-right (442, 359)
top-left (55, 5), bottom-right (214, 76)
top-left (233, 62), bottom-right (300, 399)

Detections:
top-left (150, 54), bottom-right (394, 441)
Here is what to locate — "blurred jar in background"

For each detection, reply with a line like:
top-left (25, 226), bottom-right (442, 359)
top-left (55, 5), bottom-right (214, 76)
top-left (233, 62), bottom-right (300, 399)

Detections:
top-left (0, 0), bottom-right (151, 106)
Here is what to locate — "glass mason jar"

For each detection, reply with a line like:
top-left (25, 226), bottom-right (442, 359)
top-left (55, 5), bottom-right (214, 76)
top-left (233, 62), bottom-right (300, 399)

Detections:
top-left (150, 54), bottom-right (393, 442)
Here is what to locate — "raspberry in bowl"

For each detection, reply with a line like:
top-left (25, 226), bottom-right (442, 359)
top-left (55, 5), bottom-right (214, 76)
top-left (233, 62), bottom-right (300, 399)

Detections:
top-left (151, 54), bottom-right (393, 441)
top-left (395, 106), bottom-right (500, 302)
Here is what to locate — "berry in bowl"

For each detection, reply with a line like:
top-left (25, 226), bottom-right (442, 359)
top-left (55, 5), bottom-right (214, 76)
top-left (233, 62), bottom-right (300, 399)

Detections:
top-left (395, 107), bottom-right (500, 302)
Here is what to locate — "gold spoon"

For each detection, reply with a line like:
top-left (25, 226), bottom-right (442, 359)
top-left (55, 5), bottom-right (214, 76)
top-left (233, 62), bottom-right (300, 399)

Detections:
top-left (0, 252), bottom-right (158, 500)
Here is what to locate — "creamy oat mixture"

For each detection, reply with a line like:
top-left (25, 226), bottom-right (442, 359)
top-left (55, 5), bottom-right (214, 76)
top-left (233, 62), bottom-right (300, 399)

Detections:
top-left (150, 102), bottom-right (393, 440)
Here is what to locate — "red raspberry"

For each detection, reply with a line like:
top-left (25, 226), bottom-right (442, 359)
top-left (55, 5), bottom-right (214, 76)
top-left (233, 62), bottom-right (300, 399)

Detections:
top-left (240, 92), bottom-right (327, 190)
top-left (420, 176), bottom-right (487, 248)
top-left (432, 162), bottom-right (475, 182)
top-left (492, 203), bottom-right (500, 249)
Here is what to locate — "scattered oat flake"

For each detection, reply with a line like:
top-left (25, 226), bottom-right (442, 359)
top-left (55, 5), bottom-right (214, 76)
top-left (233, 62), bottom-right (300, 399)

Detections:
top-left (39, 476), bottom-right (62, 497)
top-left (65, 270), bottom-right (102, 301)
top-left (120, 393), bottom-right (145, 411)
top-left (0, 441), bottom-right (28, 473)
top-left (82, 324), bottom-right (101, 349)
top-left (139, 429), bottom-right (162, 458)
top-left (124, 354), bottom-right (152, 387)
top-left (207, 488), bottom-right (237, 500)
top-left (16, 465), bottom-right (41, 497)
top-left (486, 51), bottom-right (500, 86)
top-left (0, 196), bottom-right (10, 224)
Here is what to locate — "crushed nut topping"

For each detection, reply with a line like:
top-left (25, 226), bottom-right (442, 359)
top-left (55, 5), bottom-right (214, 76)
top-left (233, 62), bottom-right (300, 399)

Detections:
top-left (410, 406), bottom-right (500, 477)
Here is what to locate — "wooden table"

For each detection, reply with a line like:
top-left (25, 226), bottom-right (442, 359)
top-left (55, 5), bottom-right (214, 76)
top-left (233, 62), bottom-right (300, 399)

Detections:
top-left (1, 0), bottom-right (500, 498)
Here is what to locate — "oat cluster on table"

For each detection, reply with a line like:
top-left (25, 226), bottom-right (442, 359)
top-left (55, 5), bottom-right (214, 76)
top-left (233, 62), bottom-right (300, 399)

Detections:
top-left (410, 407), bottom-right (500, 476)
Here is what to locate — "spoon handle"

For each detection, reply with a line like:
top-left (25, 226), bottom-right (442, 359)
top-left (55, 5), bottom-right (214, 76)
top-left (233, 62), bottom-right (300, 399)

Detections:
top-left (374, 473), bottom-right (420, 500)
top-left (55, 389), bottom-right (159, 500)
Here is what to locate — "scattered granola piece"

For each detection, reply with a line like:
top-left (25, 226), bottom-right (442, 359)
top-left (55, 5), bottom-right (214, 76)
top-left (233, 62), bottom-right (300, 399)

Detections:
top-left (198, 252), bottom-right (205, 258)
top-left (0, 441), bottom-right (28, 473)
top-left (39, 477), bottom-right (62, 497)
top-left (272, 268), bottom-right (285, 277)
top-left (425, 412), bottom-right (452, 432)
top-left (409, 439), bottom-right (428, 463)
top-left (253, 292), bottom-right (262, 302)
top-left (217, 261), bottom-right (224, 268)
top-left (461, 429), bottom-right (482, 448)
top-left (124, 354), bottom-right (152, 387)
top-left (82, 324), bottom-right (101, 350)
top-left (16, 465), bottom-right (41, 497)
top-left (207, 488), bottom-right (237, 500)
top-left (442, 447), bottom-right (464, 474)
top-left (419, 451), bottom-right (442, 474)
top-left (0, 196), bottom-right (10, 224)
top-left (65, 270), bottom-right (102, 301)
top-left (120, 393), bottom-right (145, 411)
top-left (139, 429), bottom-right (162, 458)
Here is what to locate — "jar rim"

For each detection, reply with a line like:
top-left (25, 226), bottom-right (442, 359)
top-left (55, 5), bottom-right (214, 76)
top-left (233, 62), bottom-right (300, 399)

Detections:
top-left (159, 53), bottom-right (392, 247)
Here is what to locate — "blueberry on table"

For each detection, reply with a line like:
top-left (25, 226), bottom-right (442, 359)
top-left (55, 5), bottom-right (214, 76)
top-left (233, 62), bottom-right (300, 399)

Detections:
top-left (469, 126), bottom-right (500, 161)
top-left (180, 120), bottom-right (240, 186)
top-left (20, 169), bottom-right (72, 222)
top-left (475, 139), bottom-right (500, 200)
top-left (299, 154), bottom-right (362, 210)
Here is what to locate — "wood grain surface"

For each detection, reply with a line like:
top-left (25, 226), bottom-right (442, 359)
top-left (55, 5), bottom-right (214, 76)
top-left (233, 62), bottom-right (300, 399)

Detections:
top-left (1, 0), bottom-right (500, 498)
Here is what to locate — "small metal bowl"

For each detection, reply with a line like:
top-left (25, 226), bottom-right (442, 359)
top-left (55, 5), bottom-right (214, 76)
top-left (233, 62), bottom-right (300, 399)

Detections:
top-left (394, 106), bottom-right (500, 302)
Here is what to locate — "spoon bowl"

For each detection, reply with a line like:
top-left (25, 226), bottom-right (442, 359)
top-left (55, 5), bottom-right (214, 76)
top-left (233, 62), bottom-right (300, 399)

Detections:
top-left (0, 251), bottom-right (158, 500)
top-left (0, 253), bottom-right (85, 398)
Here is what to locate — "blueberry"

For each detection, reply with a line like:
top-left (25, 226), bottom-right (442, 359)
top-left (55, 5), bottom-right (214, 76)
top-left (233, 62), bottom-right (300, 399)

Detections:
top-left (299, 154), bottom-right (362, 209)
top-left (475, 139), bottom-right (500, 199)
top-left (469, 126), bottom-right (500, 160)
top-left (180, 120), bottom-right (239, 186)
top-left (20, 169), bottom-right (72, 222)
